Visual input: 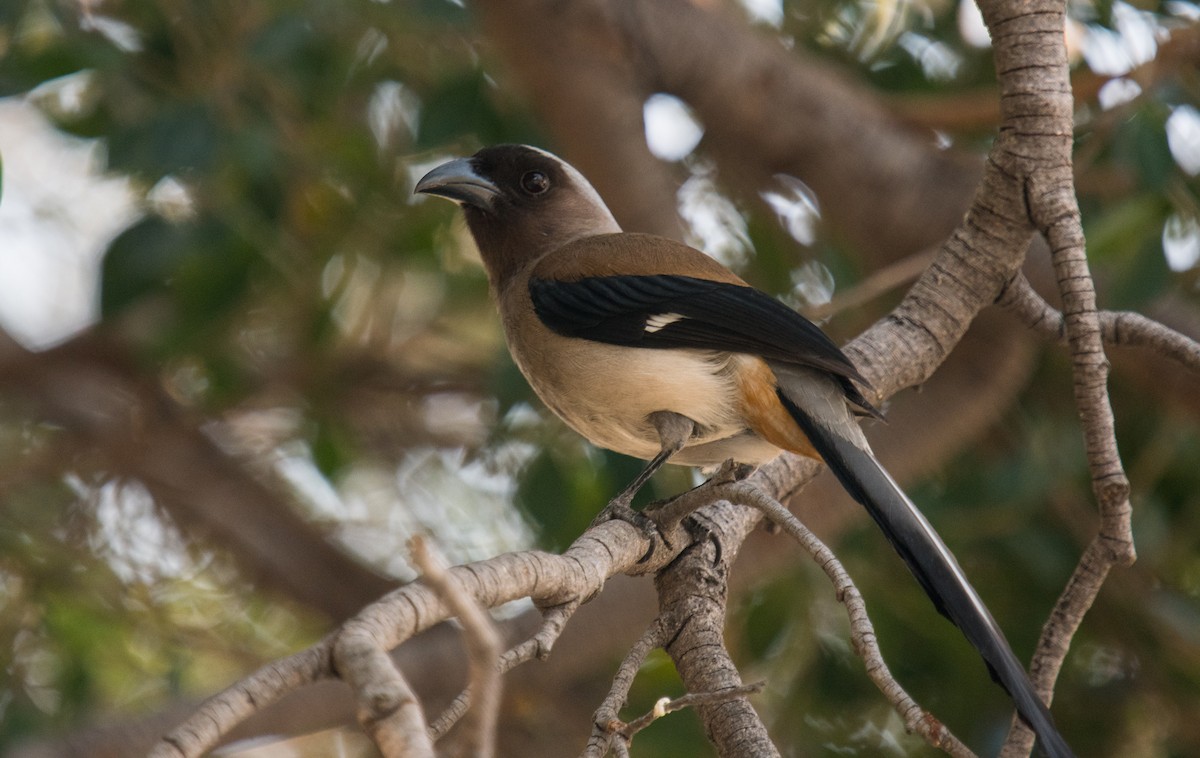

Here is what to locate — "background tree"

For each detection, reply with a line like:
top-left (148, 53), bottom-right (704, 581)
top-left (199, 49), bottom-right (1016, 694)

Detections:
top-left (0, 0), bottom-right (1198, 756)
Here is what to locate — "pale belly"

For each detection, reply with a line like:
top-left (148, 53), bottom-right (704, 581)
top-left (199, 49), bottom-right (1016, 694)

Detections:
top-left (505, 318), bottom-right (782, 467)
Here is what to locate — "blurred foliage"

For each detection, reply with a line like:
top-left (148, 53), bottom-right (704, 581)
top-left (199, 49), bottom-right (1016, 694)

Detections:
top-left (0, 0), bottom-right (1197, 755)
top-left (0, 440), bottom-right (325, 739)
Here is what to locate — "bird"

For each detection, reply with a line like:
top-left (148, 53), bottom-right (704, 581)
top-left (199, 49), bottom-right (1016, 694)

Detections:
top-left (415, 144), bottom-right (1075, 758)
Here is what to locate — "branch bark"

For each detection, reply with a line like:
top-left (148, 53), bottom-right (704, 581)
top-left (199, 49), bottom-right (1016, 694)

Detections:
top-left (970, 0), bottom-right (1137, 752)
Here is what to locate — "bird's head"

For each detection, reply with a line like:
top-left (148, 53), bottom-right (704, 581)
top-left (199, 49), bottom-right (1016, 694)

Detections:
top-left (415, 145), bottom-right (620, 286)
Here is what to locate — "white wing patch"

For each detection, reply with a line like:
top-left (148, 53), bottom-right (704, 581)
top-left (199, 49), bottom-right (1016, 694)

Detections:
top-left (645, 312), bottom-right (686, 333)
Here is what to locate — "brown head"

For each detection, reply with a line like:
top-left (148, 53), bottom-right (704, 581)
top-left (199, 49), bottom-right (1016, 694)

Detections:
top-left (415, 145), bottom-right (621, 288)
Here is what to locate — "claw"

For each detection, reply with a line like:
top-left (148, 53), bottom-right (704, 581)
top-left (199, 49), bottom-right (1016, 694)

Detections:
top-left (590, 495), bottom-right (662, 546)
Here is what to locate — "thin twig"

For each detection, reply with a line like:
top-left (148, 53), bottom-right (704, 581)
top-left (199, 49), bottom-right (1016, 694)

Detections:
top-left (582, 619), bottom-right (669, 758)
top-left (505, 599), bottom-right (581, 664)
top-left (429, 599), bottom-right (581, 739)
top-left (336, 624), bottom-right (435, 758)
top-left (147, 646), bottom-right (335, 758)
top-left (809, 248), bottom-right (939, 320)
top-left (998, 272), bottom-right (1200, 373)
top-left (411, 537), bottom-right (502, 758)
top-left (972, 0), bottom-right (1139, 752)
top-left (619, 682), bottom-right (766, 740)
top-left (710, 480), bottom-right (978, 758)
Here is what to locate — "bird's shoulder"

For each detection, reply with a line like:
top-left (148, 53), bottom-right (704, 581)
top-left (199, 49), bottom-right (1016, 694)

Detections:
top-left (531, 232), bottom-right (747, 286)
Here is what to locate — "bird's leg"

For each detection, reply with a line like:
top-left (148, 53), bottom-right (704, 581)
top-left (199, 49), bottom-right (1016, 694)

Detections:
top-left (591, 411), bottom-right (694, 528)
top-left (640, 458), bottom-right (757, 528)
top-left (703, 459), bottom-right (756, 488)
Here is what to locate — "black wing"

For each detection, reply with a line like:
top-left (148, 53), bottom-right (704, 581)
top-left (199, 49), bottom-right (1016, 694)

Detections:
top-left (529, 274), bottom-right (881, 417)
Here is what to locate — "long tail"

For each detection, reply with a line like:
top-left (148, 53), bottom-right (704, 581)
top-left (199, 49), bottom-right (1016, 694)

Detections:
top-left (772, 369), bottom-right (1074, 758)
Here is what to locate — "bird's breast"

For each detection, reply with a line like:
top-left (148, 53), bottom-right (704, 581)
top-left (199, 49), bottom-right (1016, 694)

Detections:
top-left (499, 295), bottom-right (780, 466)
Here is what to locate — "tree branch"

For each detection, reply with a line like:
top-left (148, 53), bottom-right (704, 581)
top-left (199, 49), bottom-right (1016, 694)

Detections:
top-left (692, 480), bottom-right (977, 757)
top-left (653, 502), bottom-right (776, 757)
top-left (972, 0), bottom-right (1137, 753)
top-left (619, 683), bottom-right (766, 745)
top-left (150, 521), bottom-right (657, 757)
top-left (148, 646), bottom-right (334, 758)
top-left (430, 598), bottom-right (580, 740)
top-left (998, 272), bottom-right (1200, 373)
top-left (410, 537), bottom-right (501, 758)
top-left (583, 618), bottom-right (668, 757)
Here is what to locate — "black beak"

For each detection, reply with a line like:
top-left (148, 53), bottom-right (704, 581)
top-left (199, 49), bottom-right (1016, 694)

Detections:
top-left (414, 158), bottom-right (499, 210)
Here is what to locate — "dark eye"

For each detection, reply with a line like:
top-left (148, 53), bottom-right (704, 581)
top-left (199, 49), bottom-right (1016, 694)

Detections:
top-left (520, 170), bottom-right (550, 195)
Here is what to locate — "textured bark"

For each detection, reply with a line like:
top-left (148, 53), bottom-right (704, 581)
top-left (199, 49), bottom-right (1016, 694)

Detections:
top-left (973, 0), bottom-right (1137, 752)
top-left (654, 507), bottom-right (778, 757)
top-left (149, 522), bottom-right (658, 757)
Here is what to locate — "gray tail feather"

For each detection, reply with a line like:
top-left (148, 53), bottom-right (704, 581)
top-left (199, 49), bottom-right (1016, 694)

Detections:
top-left (777, 389), bottom-right (1075, 758)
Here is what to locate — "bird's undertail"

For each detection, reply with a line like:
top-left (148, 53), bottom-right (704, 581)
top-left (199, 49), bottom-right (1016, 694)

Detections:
top-left (775, 384), bottom-right (1075, 758)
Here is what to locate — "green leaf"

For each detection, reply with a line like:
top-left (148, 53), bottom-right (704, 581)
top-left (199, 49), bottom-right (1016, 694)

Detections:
top-left (312, 419), bottom-right (355, 478)
top-left (105, 102), bottom-right (219, 179)
top-left (100, 216), bottom-right (191, 317)
top-left (416, 72), bottom-right (509, 149)
top-left (100, 216), bottom-right (255, 325)
top-left (0, 46), bottom-right (90, 96)
top-left (169, 219), bottom-right (255, 324)
top-left (1084, 193), bottom-right (1166, 263)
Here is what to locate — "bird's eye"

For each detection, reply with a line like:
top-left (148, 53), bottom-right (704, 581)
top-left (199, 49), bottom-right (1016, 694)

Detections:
top-left (520, 171), bottom-right (550, 195)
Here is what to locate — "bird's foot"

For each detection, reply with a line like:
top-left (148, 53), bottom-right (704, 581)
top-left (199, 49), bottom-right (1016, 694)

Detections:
top-left (642, 459), bottom-right (756, 526)
top-left (592, 460), bottom-right (757, 543)
top-left (705, 459), bottom-right (756, 487)
top-left (590, 495), bottom-right (657, 536)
